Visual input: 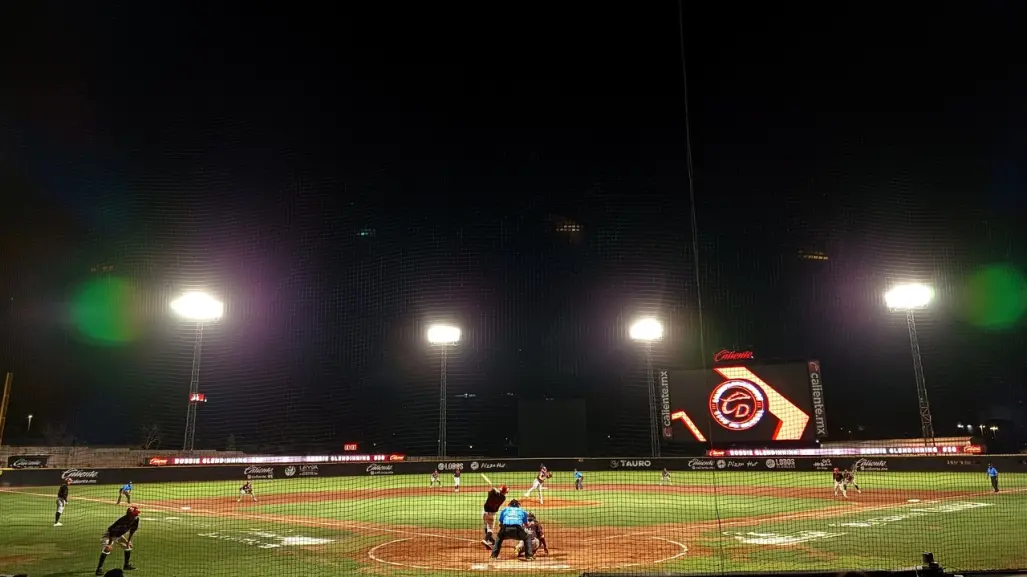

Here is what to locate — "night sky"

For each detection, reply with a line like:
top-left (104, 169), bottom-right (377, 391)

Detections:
top-left (2, 3), bottom-right (1026, 455)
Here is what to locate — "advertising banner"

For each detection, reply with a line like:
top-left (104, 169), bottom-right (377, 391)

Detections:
top-left (807, 360), bottom-right (828, 437)
top-left (659, 370), bottom-right (672, 439)
top-left (1, 456), bottom-right (1024, 487)
top-left (7, 455), bottom-right (49, 468)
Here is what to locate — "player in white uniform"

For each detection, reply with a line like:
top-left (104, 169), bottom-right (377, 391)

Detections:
top-left (660, 468), bottom-right (672, 485)
top-left (523, 465), bottom-right (550, 504)
top-left (453, 467), bottom-right (462, 492)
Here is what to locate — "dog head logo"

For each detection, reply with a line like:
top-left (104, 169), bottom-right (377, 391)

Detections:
top-left (710, 379), bottom-right (766, 431)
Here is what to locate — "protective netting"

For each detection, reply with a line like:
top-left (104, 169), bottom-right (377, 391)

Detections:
top-left (3, 1), bottom-right (1027, 576)
top-left (0, 461), bottom-right (1022, 576)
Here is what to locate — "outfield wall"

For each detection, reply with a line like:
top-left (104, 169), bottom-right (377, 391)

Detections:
top-left (2, 455), bottom-right (1026, 487)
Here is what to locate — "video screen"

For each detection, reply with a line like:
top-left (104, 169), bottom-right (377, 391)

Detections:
top-left (661, 362), bottom-right (820, 444)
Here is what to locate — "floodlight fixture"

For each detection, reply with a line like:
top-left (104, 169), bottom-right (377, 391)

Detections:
top-left (171, 292), bottom-right (224, 321)
top-left (427, 324), bottom-right (461, 345)
top-left (427, 323), bottom-right (460, 458)
top-left (885, 283), bottom-right (936, 445)
top-left (629, 317), bottom-right (664, 458)
top-left (171, 291), bottom-right (223, 452)
top-left (629, 318), bottom-right (664, 342)
top-left (885, 283), bottom-right (934, 311)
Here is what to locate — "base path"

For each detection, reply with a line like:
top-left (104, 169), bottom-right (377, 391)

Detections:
top-left (369, 533), bottom-right (687, 573)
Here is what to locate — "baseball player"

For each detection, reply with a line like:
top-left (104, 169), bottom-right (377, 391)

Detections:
top-left (116, 482), bottom-right (133, 505)
top-left (55, 478), bottom-right (71, 526)
top-left (95, 506), bottom-right (140, 575)
top-left (490, 499), bottom-right (533, 560)
top-left (573, 469), bottom-right (583, 490)
top-left (453, 467), bottom-right (461, 493)
top-left (515, 512), bottom-right (549, 557)
top-left (843, 469), bottom-right (862, 494)
top-left (237, 481), bottom-right (257, 503)
top-left (660, 468), bottom-right (672, 485)
top-left (523, 464), bottom-right (550, 503)
top-left (832, 468), bottom-right (847, 498)
top-left (430, 469), bottom-right (441, 488)
top-left (480, 484), bottom-right (509, 549)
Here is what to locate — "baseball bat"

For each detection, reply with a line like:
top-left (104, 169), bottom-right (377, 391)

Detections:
top-left (480, 473), bottom-right (493, 486)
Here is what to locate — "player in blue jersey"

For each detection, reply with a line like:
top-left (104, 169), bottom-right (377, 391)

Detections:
top-left (116, 482), bottom-right (133, 505)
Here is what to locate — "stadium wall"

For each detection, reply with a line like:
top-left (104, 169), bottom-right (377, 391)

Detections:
top-left (2, 456), bottom-right (1024, 487)
top-left (0, 446), bottom-right (244, 469)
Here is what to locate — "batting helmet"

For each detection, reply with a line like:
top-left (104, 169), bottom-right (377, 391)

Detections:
top-left (500, 485), bottom-right (508, 494)
top-left (127, 506), bottom-right (141, 517)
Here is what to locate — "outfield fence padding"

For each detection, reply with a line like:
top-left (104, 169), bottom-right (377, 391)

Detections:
top-left (2, 455), bottom-right (1023, 487)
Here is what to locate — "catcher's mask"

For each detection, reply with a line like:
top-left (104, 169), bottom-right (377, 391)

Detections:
top-left (527, 513), bottom-right (536, 522)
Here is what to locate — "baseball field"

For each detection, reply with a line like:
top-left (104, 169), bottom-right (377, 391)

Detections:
top-left (1, 471), bottom-right (1024, 576)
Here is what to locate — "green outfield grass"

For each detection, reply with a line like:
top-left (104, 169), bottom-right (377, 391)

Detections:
top-left (1, 472), bottom-right (1023, 577)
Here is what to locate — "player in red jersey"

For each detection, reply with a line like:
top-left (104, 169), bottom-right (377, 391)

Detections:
top-left (523, 465), bottom-right (550, 503)
top-left (832, 468), bottom-right (847, 498)
top-left (843, 469), bottom-right (861, 494)
top-left (480, 484), bottom-right (508, 549)
top-left (516, 512), bottom-right (549, 557)
top-left (95, 507), bottom-right (140, 575)
top-left (237, 481), bottom-right (257, 503)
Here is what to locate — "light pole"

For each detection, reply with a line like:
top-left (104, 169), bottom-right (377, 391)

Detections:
top-left (885, 283), bottom-right (935, 446)
top-left (630, 318), bottom-right (664, 458)
top-left (171, 292), bottom-right (224, 452)
top-left (427, 324), bottom-right (460, 458)
top-left (26, 414), bottom-right (33, 433)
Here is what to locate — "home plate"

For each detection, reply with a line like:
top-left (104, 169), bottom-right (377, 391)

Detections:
top-left (907, 499), bottom-right (921, 503)
top-left (181, 507), bottom-right (192, 510)
top-left (472, 562), bottom-right (571, 571)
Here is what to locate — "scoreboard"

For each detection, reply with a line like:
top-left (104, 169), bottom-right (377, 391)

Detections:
top-left (661, 360), bottom-right (825, 444)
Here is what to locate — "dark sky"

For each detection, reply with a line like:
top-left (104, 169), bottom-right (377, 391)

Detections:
top-left (1, 2), bottom-right (1025, 454)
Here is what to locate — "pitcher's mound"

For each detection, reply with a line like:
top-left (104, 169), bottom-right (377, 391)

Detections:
top-left (369, 534), bottom-right (687, 572)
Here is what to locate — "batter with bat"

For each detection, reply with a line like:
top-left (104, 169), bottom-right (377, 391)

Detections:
top-left (478, 473), bottom-right (508, 550)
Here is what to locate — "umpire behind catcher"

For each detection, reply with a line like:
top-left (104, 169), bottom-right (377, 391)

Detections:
top-left (490, 499), bottom-right (533, 560)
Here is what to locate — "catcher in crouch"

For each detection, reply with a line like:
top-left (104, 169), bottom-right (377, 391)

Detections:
top-left (96, 506), bottom-right (140, 575)
top-left (515, 512), bottom-right (549, 557)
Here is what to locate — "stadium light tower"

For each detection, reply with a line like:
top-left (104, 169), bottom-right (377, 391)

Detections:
top-left (171, 292), bottom-right (224, 452)
top-left (630, 318), bottom-right (664, 458)
top-left (427, 324), bottom-right (460, 458)
top-left (884, 283), bottom-right (935, 446)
